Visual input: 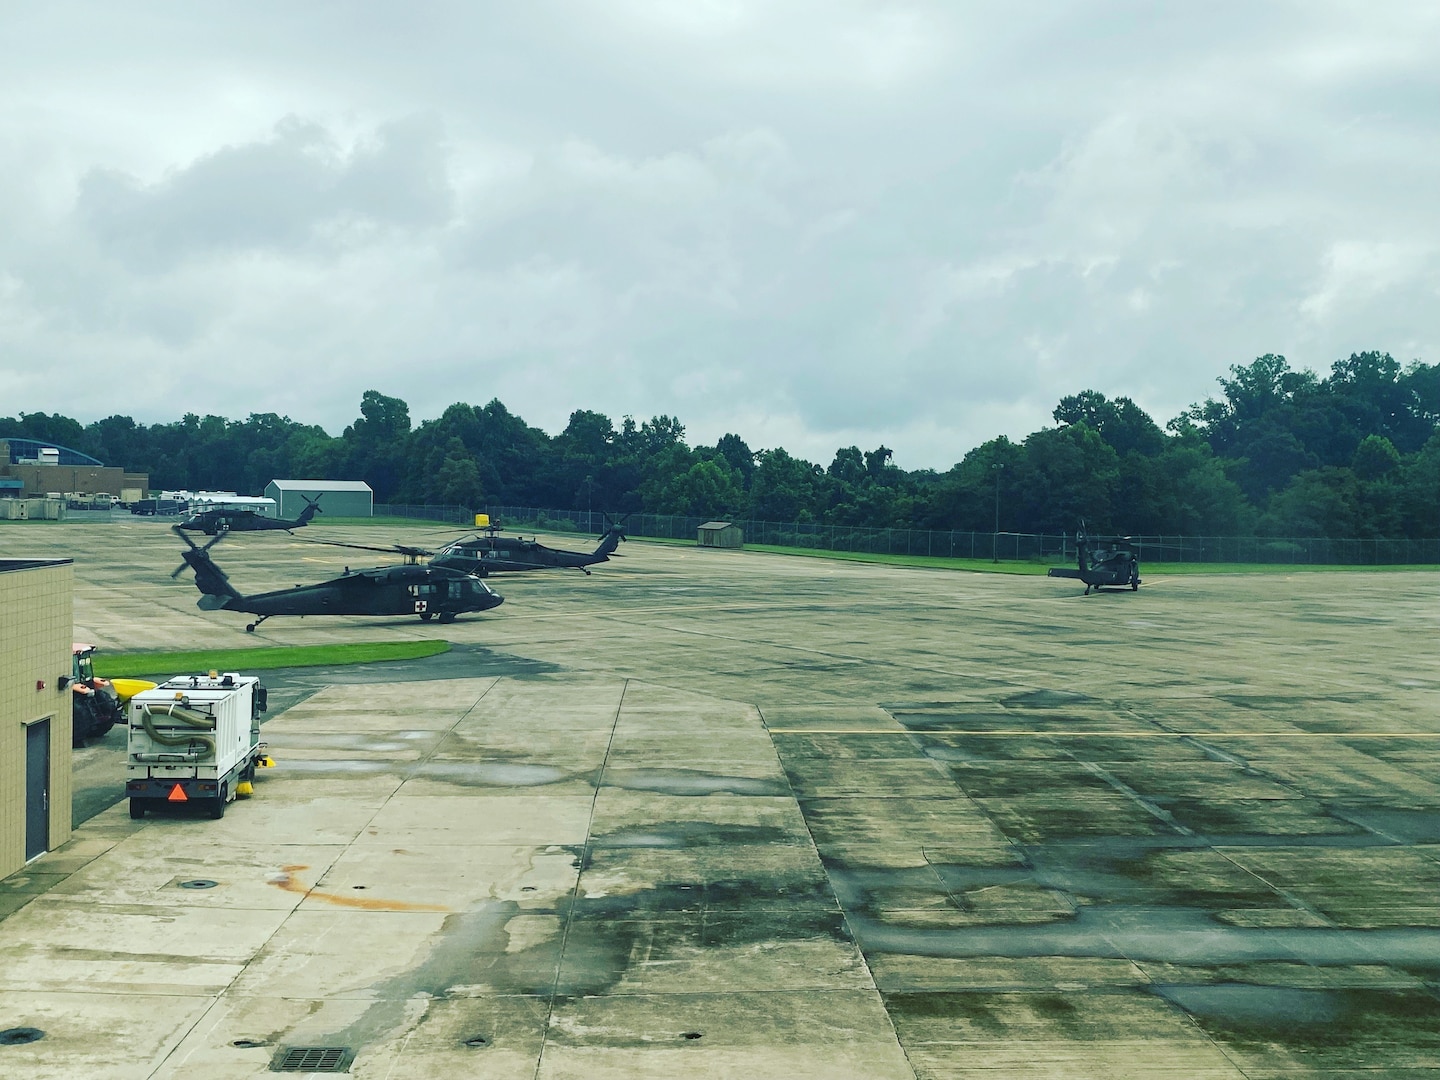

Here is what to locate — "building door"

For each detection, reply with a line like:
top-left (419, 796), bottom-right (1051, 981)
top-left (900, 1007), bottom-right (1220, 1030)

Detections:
top-left (25, 720), bottom-right (50, 860)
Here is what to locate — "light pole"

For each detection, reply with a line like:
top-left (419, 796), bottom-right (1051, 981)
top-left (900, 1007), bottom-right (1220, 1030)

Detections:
top-left (992, 462), bottom-right (1004, 563)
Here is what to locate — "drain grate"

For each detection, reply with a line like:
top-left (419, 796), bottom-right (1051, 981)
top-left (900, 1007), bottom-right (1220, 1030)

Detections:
top-left (272, 1046), bottom-right (352, 1072)
top-left (0, 1028), bottom-right (44, 1046)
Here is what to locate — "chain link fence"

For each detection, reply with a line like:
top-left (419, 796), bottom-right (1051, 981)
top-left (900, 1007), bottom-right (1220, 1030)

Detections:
top-left (374, 504), bottom-right (1440, 565)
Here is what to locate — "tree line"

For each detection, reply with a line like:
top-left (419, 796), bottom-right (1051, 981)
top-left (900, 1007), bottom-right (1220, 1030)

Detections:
top-left (4, 350), bottom-right (1438, 539)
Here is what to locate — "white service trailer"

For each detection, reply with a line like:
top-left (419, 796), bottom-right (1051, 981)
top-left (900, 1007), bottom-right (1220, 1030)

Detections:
top-left (125, 673), bottom-right (269, 819)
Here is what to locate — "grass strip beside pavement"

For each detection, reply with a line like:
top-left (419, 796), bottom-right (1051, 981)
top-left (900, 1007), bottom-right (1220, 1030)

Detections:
top-left (633, 536), bottom-right (1438, 576)
top-left (95, 640), bottom-right (450, 678)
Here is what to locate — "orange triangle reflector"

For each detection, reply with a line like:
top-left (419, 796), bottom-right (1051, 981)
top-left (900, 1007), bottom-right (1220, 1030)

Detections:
top-left (167, 784), bottom-right (188, 802)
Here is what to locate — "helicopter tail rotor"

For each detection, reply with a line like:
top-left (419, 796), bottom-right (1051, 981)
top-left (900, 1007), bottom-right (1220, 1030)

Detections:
top-left (170, 526), bottom-right (227, 578)
top-left (170, 525), bottom-right (241, 601)
top-left (599, 512), bottom-right (630, 543)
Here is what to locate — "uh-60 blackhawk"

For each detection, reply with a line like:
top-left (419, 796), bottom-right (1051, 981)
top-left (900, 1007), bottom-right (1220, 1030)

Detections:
top-left (171, 526), bottom-right (503, 632)
top-left (296, 515), bottom-right (628, 577)
top-left (1047, 530), bottom-right (1142, 594)
top-left (430, 516), bottom-right (626, 576)
top-left (176, 494), bottom-right (322, 536)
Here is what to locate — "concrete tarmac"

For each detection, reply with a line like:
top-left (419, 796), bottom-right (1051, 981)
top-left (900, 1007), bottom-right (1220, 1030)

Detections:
top-left (2, 518), bottom-right (1439, 1077)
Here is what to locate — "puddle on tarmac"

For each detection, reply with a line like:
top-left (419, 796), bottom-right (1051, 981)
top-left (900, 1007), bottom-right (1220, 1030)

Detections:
top-left (589, 823), bottom-right (794, 849)
top-left (272, 762), bottom-right (791, 792)
top-left (602, 769), bottom-right (788, 797)
top-left (268, 732), bottom-right (438, 753)
top-left (1331, 808), bottom-right (1440, 843)
top-left (851, 904), bottom-right (1440, 965)
top-left (274, 759), bottom-right (397, 775)
top-left (1003, 690), bottom-right (1093, 709)
top-left (414, 762), bottom-right (571, 787)
top-left (1153, 983), bottom-right (1440, 1051)
top-left (263, 758), bottom-right (577, 788)
top-left (1154, 982), bottom-right (1344, 1026)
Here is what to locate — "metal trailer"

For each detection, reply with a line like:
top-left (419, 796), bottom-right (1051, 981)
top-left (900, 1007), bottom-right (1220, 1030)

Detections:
top-left (125, 673), bottom-right (269, 820)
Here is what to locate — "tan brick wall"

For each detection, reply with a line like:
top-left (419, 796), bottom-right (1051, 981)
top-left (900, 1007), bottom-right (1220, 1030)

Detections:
top-left (0, 464), bottom-right (133, 498)
top-left (0, 561), bottom-right (73, 878)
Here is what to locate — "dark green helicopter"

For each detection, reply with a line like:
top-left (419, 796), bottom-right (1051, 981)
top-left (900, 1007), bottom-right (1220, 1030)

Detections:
top-left (306, 517), bottom-right (629, 577)
top-left (1047, 529), bottom-right (1141, 594)
top-left (171, 526), bottom-right (503, 632)
top-left (177, 495), bottom-right (322, 536)
top-left (429, 516), bottom-right (626, 576)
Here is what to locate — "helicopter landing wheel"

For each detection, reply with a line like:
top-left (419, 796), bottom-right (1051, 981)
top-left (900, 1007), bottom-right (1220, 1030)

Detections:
top-left (245, 624), bottom-right (255, 633)
top-left (419, 612), bottom-right (433, 622)
top-left (438, 612), bottom-right (456, 624)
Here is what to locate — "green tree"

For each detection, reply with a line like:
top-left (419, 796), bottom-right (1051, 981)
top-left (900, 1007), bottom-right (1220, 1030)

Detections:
top-left (1055, 391), bottom-right (1166, 456)
top-left (748, 448), bottom-right (824, 521)
top-left (1014, 423), bottom-right (1119, 532)
top-left (343, 391), bottom-right (412, 500)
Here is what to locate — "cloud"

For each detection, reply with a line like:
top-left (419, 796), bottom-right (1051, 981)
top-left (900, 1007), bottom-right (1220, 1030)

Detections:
top-left (76, 115), bottom-right (453, 269)
top-left (2, 2), bottom-right (1440, 469)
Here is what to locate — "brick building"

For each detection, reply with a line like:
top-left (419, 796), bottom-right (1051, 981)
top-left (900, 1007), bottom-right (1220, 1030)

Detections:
top-left (0, 559), bottom-right (73, 877)
top-left (0, 439), bottom-right (147, 501)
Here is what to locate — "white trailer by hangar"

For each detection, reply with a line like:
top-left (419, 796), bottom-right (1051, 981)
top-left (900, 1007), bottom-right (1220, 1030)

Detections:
top-left (125, 673), bottom-right (270, 819)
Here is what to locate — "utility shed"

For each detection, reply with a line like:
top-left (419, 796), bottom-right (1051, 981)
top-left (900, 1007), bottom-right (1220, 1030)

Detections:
top-left (0, 558), bottom-right (73, 878)
top-left (697, 521), bottom-right (744, 548)
top-left (264, 479), bottom-right (373, 519)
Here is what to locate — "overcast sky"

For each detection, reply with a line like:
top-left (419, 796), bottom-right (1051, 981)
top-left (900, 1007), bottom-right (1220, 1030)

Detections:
top-left (2, 2), bottom-right (1438, 469)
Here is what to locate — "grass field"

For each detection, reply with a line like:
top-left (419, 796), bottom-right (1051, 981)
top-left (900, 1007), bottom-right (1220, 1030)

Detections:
top-left (95, 640), bottom-right (450, 678)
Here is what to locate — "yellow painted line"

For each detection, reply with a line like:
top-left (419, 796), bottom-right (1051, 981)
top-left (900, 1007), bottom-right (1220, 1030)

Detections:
top-left (766, 728), bottom-right (1440, 737)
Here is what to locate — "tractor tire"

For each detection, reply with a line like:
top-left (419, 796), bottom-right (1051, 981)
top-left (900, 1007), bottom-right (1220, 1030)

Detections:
top-left (90, 711), bottom-right (118, 742)
top-left (72, 697), bottom-right (97, 747)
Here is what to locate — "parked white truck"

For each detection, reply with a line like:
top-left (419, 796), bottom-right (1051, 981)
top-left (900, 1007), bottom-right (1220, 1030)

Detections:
top-left (125, 673), bottom-right (269, 819)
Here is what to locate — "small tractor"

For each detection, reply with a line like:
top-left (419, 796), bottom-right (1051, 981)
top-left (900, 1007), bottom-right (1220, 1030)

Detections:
top-left (69, 643), bottom-right (124, 747)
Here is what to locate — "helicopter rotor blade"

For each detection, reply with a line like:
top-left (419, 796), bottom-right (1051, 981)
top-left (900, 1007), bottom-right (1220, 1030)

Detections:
top-left (170, 525), bottom-right (226, 577)
top-left (599, 511), bottom-right (631, 541)
top-left (289, 535), bottom-right (436, 558)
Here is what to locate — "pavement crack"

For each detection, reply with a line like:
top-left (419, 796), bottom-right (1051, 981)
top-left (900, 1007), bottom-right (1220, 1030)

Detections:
top-left (534, 678), bottom-right (629, 1080)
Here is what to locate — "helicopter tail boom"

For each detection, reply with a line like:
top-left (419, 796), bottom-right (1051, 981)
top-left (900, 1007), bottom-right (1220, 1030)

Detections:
top-left (294, 495), bottom-right (323, 527)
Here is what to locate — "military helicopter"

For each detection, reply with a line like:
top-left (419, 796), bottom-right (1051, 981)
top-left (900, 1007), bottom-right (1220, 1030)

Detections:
top-left (301, 516), bottom-right (628, 577)
top-left (1048, 529), bottom-right (1141, 594)
top-left (429, 516), bottom-right (627, 576)
top-left (177, 495), bottom-right (322, 536)
top-left (170, 526), bottom-right (503, 632)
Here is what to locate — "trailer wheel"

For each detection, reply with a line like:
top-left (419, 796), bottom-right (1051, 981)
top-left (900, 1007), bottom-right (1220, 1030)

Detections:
top-left (209, 784), bottom-right (228, 820)
top-left (129, 798), bottom-right (147, 820)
